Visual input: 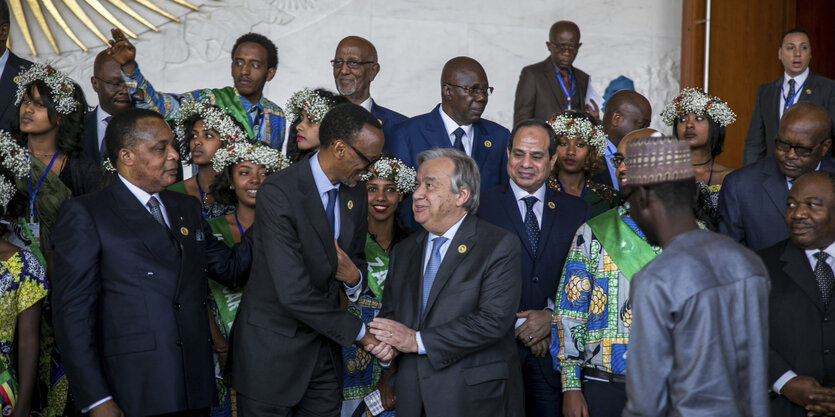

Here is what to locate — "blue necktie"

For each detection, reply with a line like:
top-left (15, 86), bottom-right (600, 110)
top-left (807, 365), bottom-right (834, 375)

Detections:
top-left (452, 127), bottom-right (465, 154)
top-left (325, 188), bottom-right (337, 235)
top-left (422, 236), bottom-right (448, 315)
top-left (523, 196), bottom-right (540, 253)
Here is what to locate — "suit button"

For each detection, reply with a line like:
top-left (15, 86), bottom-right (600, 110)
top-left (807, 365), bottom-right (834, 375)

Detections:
top-left (174, 303), bottom-right (181, 310)
top-left (207, 337), bottom-right (213, 344)
top-left (826, 349), bottom-right (832, 355)
top-left (146, 272), bottom-right (154, 279)
top-left (532, 276), bottom-right (539, 283)
top-left (176, 339), bottom-right (183, 346)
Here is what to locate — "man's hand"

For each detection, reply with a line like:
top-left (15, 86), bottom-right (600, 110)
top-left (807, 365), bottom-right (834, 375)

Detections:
top-left (529, 338), bottom-right (550, 357)
top-left (562, 390), bottom-right (589, 417)
top-left (782, 376), bottom-right (832, 409)
top-left (806, 386), bottom-right (835, 417)
top-left (90, 400), bottom-right (124, 417)
top-left (585, 99), bottom-right (600, 122)
top-left (376, 370), bottom-right (396, 410)
top-left (515, 309), bottom-right (552, 347)
top-left (334, 239), bottom-right (360, 287)
top-left (107, 28), bottom-right (137, 74)
top-left (369, 317), bottom-right (417, 353)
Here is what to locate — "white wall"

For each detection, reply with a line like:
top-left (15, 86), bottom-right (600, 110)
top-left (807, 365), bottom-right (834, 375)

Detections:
top-left (9, 0), bottom-right (682, 133)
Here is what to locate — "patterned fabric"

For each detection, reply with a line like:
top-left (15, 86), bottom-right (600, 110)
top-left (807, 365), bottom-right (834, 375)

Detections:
top-left (551, 205), bottom-right (660, 391)
top-left (696, 182), bottom-right (722, 231)
top-left (814, 251), bottom-right (835, 306)
top-left (548, 176), bottom-right (618, 217)
top-left (624, 136), bottom-right (694, 185)
top-left (522, 196), bottom-right (540, 253)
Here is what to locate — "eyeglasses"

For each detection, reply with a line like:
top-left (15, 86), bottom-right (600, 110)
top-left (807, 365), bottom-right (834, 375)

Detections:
top-left (342, 139), bottom-right (378, 171)
top-left (552, 43), bottom-right (580, 53)
top-left (609, 156), bottom-right (625, 169)
top-left (94, 76), bottom-right (127, 91)
top-left (444, 83), bottom-right (494, 97)
top-left (775, 138), bottom-right (820, 157)
top-left (330, 59), bottom-right (376, 69)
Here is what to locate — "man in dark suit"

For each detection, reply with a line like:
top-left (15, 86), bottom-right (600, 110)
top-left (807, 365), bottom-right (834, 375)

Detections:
top-left (720, 101), bottom-right (834, 251)
top-left (0, 0), bottom-right (33, 131)
top-left (478, 120), bottom-right (591, 417)
top-left (590, 90), bottom-right (651, 189)
top-left (231, 103), bottom-right (386, 416)
top-left (50, 108), bottom-right (253, 416)
top-left (743, 28), bottom-right (835, 165)
top-left (369, 148), bottom-right (524, 417)
top-left (332, 36), bottom-right (407, 140)
top-left (513, 20), bottom-right (602, 126)
top-left (82, 50), bottom-right (133, 165)
top-left (758, 171), bottom-right (835, 417)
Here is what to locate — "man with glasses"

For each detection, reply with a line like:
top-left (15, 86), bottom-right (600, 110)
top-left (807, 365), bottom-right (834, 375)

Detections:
top-left (720, 101), bottom-right (835, 251)
top-left (231, 103), bottom-right (388, 417)
top-left (82, 50), bottom-right (133, 166)
top-left (591, 90), bottom-right (652, 190)
top-left (513, 20), bottom-right (603, 126)
top-left (332, 36), bottom-right (407, 143)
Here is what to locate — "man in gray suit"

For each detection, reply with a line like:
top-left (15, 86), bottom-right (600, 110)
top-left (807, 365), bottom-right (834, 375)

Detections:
top-left (369, 148), bottom-right (524, 417)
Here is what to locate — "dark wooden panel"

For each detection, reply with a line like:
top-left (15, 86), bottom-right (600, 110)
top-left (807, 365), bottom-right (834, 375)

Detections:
top-left (796, 0), bottom-right (835, 80)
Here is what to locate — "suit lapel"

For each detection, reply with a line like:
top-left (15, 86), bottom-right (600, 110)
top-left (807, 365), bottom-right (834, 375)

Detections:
top-left (110, 179), bottom-right (179, 262)
top-left (159, 192), bottom-right (191, 297)
top-left (423, 215), bottom-right (478, 318)
top-left (297, 157), bottom-right (338, 270)
top-left (760, 161), bottom-right (788, 214)
top-left (498, 184), bottom-right (534, 257)
top-left (337, 186), bottom-right (355, 250)
top-left (541, 59), bottom-right (567, 112)
top-left (423, 105), bottom-right (451, 150)
top-left (537, 188), bottom-right (560, 258)
top-left (408, 231), bottom-right (428, 329)
top-left (470, 122), bottom-right (493, 170)
top-left (799, 72), bottom-right (816, 103)
top-left (765, 78), bottom-right (782, 128)
top-left (0, 56), bottom-right (22, 123)
top-left (781, 241), bottom-right (826, 313)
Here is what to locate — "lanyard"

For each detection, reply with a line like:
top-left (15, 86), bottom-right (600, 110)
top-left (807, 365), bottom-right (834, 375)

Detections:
top-left (553, 62), bottom-right (575, 106)
top-left (234, 211), bottom-right (244, 237)
top-left (28, 153), bottom-right (59, 222)
top-left (781, 80), bottom-right (803, 111)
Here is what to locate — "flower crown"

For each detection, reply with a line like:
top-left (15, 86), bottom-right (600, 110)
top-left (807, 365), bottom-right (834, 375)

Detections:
top-left (286, 89), bottom-right (334, 124)
top-left (0, 176), bottom-right (15, 209)
top-left (174, 101), bottom-right (248, 161)
top-left (212, 140), bottom-right (292, 174)
top-left (0, 130), bottom-right (29, 179)
top-left (14, 64), bottom-right (79, 115)
top-left (660, 88), bottom-right (737, 127)
top-left (361, 156), bottom-right (417, 194)
top-left (547, 114), bottom-right (607, 156)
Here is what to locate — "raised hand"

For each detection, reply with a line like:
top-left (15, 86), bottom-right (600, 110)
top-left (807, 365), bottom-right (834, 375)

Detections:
top-left (107, 28), bottom-right (137, 73)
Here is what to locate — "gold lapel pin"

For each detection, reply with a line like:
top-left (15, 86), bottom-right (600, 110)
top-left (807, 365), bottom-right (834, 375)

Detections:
top-left (347, 200), bottom-right (354, 210)
top-left (458, 244), bottom-right (467, 253)
top-left (180, 227), bottom-right (189, 236)
top-left (548, 201), bottom-right (556, 209)
top-left (806, 89), bottom-right (812, 94)
top-left (484, 140), bottom-right (492, 148)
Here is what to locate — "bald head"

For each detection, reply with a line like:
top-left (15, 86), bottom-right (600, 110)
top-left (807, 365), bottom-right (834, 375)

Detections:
top-left (602, 90), bottom-right (652, 145)
top-left (780, 101), bottom-right (832, 142)
top-left (441, 57), bottom-right (486, 84)
top-left (616, 128), bottom-right (658, 188)
top-left (441, 57), bottom-right (489, 125)
top-left (336, 36), bottom-right (377, 62)
top-left (333, 36), bottom-right (380, 103)
top-left (92, 49), bottom-right (131, 115)
top-left (549, 21), bottom-right (580, 43)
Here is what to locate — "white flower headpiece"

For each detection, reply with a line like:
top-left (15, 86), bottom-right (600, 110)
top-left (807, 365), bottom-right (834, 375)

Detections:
top-left (286, 89), bottom-right (334, 124)
top-left (212, 140), bottom-right (292, 173)
top-left (0, 130), bottom-right (29, 179)
top-left (0, 176), bottom-right (15, 209)
top-left (361, 156), bottom-right (417, 194)
top-left (174, 101), bottom-right (248, 161)
top-left (661, 88), bottom-right (736, 127)
top-left (14, 64), bottom-right (79, 115)
top-left (548, 114), bottom-right (607, 156)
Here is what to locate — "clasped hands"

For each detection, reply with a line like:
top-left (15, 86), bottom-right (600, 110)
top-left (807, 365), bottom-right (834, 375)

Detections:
top-left (782, 376), bottom-right (835, 417)
top-left (357, 318), bottom-right (420, 363)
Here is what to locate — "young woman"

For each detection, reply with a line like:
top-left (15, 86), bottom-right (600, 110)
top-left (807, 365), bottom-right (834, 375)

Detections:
top-left (547, 111), bottom-right (617, 216)
top-left (285, 88), bottom-right (349, 162)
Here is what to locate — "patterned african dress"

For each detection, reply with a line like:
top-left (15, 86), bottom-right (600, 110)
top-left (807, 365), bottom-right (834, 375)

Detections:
top-left (168, 181), bottom-right (234, 219)
top-left (551, 206), bottom-right (661, 391)
top-left (341, 234), bottom-right (395, 417)
top-left (0, 250), bottom-right (48, 413)
top-left (696, 182), bottom-right (722, 231)
top-left (548, 176), bottom-right (618, 217)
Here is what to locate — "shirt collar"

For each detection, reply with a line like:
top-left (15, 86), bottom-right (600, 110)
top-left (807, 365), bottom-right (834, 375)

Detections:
top-left (118, 174), bottom-right (161, 207)
top-left (786, 161), bottom-right (822, 186)
top-left (438, 106), bottom-right (473, 138)
top-left (359, 97), bottom-right (374, 112)
top-left (97, 106), bottom-right (112, 123)
top-left (309, 152), bottom-right (339, 196)
top-left (0, 49), bottom-right (9, 77)
top-left (784, 67), bottom-right (810, 87)
top-left (428, 213), bottom-right (467, 243)
top-left (509, 180), bottom-right (546, 203)
top-left (804, 241), bottom-right (835, 262)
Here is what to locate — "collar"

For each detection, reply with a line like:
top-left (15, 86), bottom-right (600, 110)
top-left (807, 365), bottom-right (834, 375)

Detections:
top-left (509, 180), bottom-right (546, 203)
top-left (97, 106), bottom-right (112, 124)
top-left (784, 68), bottom-right (810, 88)
top-left (786, 161), bottom-right (822, 185)
top-left (438, 106), bottom-right (473, 138)
top-left (309, 152), bottom-right (339, 196)
top-left (235, 87), bottom-right (264, 110)
top-left (118, 174), bottom-right (162, 207)
top-left (804, 241), bottom-right (835, 264)
top-left (359, 97), bottom-right (374, 112)
top-left (0, 49), bottom-right (9, 73)
top-left (428, 213), bottom-right (467, 243)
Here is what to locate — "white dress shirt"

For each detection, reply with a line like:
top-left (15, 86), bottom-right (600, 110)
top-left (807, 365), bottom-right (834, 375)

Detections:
top-left (96, 106), bottom-right (113, 151)
top-left (438, 107), bottom-right (474, 156)
top-left (779, 68), bottom-right (809, 118)
top-left (0, 49), bottom-right (9, 82)
top-left (509, 181), bottom-right (545, 229)
top-left (359, 96), bottom-right (374, 112)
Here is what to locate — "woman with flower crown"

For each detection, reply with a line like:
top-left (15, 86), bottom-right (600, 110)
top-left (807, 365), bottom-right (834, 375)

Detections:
top-left (285, 88), bottom-right (349, 162)
top-left (662, 88), bottom-right (737, 230)
top-left (340, 155), bottom-right (415, 417)
top-left (547, 111), bottom-right (618, 216)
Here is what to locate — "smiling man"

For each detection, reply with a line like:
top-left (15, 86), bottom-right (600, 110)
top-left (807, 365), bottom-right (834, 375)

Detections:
top-left (720, 101), bottom-right (835, 251)
top-left (107, 28), bottom-right (286, 149)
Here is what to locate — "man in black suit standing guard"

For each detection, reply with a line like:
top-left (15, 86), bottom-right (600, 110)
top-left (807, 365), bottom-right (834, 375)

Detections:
top-left (0, 0), bottom-right (33, 131)
top-left (231, 103), bottom-right (387, 416)
top-left (758, 171), bottom-right (835, 417)
top-left (51, 108), bottom-right (253, 416)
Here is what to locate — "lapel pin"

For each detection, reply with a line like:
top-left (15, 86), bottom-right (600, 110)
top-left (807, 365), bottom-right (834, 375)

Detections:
top-left (377, 118), bottom-right (383, 125)
top-left (180, 227), bottom-right (189, 236)
top-left (806, 89), bottom-right (812, 94)
top-left (484, 140), bottom-right (492, 148)
top-left (548, 201), bottom-right (556, 209)
top-left (347, 200), bottom-right (354, 210)
top-left (179, 216), bottom-right (184, 220)
top-left (458, 244), bottom-right (467, 253)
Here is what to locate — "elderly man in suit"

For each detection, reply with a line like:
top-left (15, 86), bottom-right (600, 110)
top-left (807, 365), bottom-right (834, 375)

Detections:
top-left (231, 103), bottom-right (387, 416)
top-left (82, 50), bottom-right (133, 165)
top-left (720, 101), bottom-right (835, 251)
top-left (478, 120), bottom-right (590, 417)
top-left (368, 148), bottom-right (524, 417)
top-left (51, 108), bottom-right (253, 416)
top-left (743, 28), bottom-right (835, 165)
top-left (0, 0), bottom-right (33, 131)
top-left (758, 171), bottom-right (835, 417)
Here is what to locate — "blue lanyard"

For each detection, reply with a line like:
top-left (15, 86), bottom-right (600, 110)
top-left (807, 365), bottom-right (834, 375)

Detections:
top-left (553, 62), bottom-right (575, 106)
top-left (556, 177), bottom-right (585, 199)
top-left (28, 153), bottom-right (59, 222)
top-left (234, 211), bottom-right (244, 237)
top-left (781, 80), bottom-right (803, 111)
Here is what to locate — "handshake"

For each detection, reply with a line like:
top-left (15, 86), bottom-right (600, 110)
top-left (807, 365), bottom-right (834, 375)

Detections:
top-left (357, 317), bottom-right (418, 362)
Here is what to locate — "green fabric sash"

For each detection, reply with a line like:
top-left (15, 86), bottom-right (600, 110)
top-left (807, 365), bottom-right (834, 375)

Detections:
top-left (364, 233), bottom-right (389, 301)
top-left (16, 218), bottom-right (46, 267)
top-left (586, 208), bottom-right (657, 281)
top-left (206, 216), bottom-right (243, 333)
top-left (211, 87), bottom-right (256, 141)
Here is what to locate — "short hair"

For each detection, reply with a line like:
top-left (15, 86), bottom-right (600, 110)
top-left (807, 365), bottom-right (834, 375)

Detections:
top-left (1, 0), bottom-right (9, 27)
top-left (12, 80), bottom-right (89, 157)
top-left (232, 33), bottom-right (279, 70)
top-left (781, 28), bottom-right (810, 45)
top-left (794, 171), bottom-right (835, 207)
top-left (318, 103), bottom-right (382, 148)
top-left (509, 119), bottom-right (557, 158)
top-left (648, 179), bottom-right (697, 212)
top-left (105, 108), bottom-right (167, 164)
top-left (417, 148), bottom-right (480, 213)
top-left (673, 116), bottom-right (726, 158)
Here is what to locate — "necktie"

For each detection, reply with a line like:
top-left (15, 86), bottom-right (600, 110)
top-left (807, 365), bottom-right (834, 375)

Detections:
top-left (523, 196), bottom-right (540, 253)
top-left (100, 116), bottom-right (111, 157)
top-left (452, 127), bottom-right (466, 154)
top-left (146, 196), bottom-right (167, 228)
top-left (325, 188), bottom-right (338, 235)
top-left (785, 79), bottom-right (796, 108)
top-left (814, 251), bottom-right (834, 306)
top-left (560, 69), bottom-right (572, 106)
top-left (422, 236), bottom-right (448, 314)
top-left (248, 105), bottom-right (263, 139)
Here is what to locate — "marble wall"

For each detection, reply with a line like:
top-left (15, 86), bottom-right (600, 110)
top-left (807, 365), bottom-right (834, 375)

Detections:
top-left (9, 0), bottom-right (683, 134)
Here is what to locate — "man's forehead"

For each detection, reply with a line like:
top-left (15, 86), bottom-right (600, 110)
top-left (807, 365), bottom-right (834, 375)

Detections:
top-left (233, 42), bottom-right (268, 60)
top-left (782, 33), bottom-right (810, 46)
top-left (336, 41), bottom-right (372, 58)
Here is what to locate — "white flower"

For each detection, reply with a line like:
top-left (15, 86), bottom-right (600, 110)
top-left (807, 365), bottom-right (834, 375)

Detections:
top-left (0, 176), bottom-right (15, 208)
top-left (14, 63), bottom-right (79, 115)
top-left (0, 130), bottom-right (28, 179)
top-left (660, 88), bottom-right (736, 127)
top-left (173, 101), bottom-right (248, 161)
top-left (212, 141), bottom-right (292, 173)
top-left (547, 114), bottom-right (607, 156)
top-left (286, 89), bottom-right (334, 124)
top-left (361, 156), bottom-right (416, 194)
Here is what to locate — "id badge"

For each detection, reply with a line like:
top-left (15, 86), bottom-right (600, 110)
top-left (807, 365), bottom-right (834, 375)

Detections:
top-left (28, 222), bottom-right (40, 243)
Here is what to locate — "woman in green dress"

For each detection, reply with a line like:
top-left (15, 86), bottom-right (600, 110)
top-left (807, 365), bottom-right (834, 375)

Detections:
top-left (547, 110), bottom-right (617, 216)
top-left (341, 155), bottom-right (415, 417)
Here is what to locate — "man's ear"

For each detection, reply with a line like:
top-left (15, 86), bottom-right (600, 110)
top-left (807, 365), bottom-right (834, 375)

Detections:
top-left (455, 187), bottom-right (471, 208)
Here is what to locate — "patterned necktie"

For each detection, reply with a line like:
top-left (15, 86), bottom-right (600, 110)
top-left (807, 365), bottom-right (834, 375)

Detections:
top-left (523, 196), bottom-right (540, 253)
top-left (422, 236), bottom-right (448, 315)
top-left (248, 105), bottom-right (263, 140)
top-left (146, 196), bottom-right (167, 228)
top-left (100, 116), bottom-right (111, 157)
top-left (814, 251), bottom-right (835, 306)
top-left (785, 79), bottom-right (796, 108)
top-left (452, 127), bottom-right (466, 154)
top-left (325, 188), bottom-right (337, 235)
top-left (560, 69), bottom-right (572, 106)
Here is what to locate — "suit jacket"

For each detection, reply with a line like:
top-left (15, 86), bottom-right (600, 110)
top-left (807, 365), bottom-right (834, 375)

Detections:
top-left (477, 183), bottom-right (591, 388)
top-left (0, 51), bottom-right (33, 131)
top-left (230, 154), bottom-right (367, 406)
top-left (370, 99), bottom-right (407, 143)
top-left (380, 215), bottom-right (524, 417)
top-left (758, 239), bottom-right (835, 417)
top-left (81, 110), bottom-right (103, 165)
top-left (743, 72), bottom-right (835, 165)
top-left (513, 58), bottom-right (590, 126)
top-left (50, 178), bottom-right (253, 416)
top-left (718, 156), bottom-right (835, 251)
